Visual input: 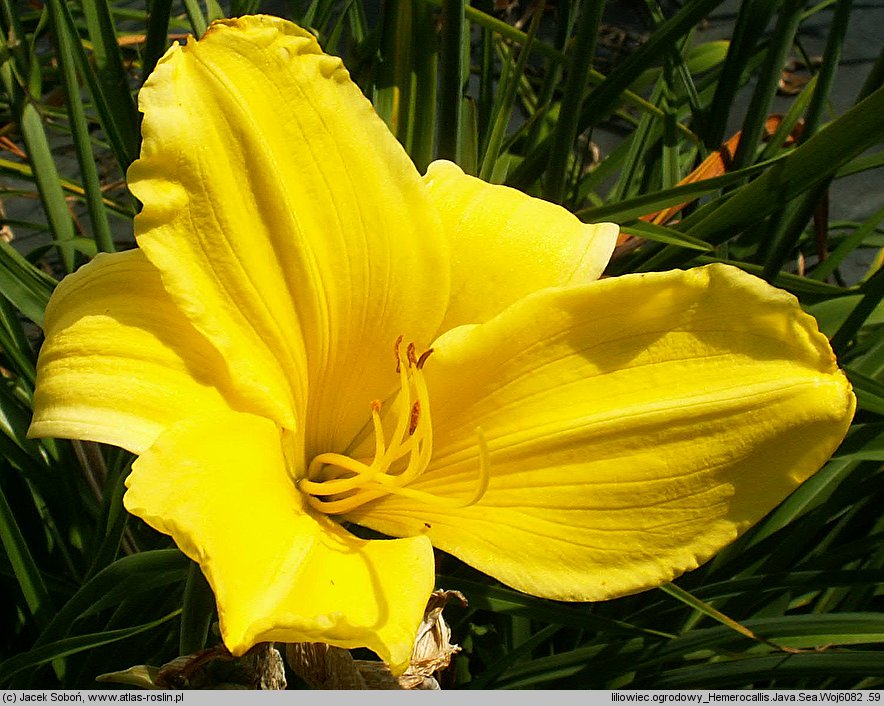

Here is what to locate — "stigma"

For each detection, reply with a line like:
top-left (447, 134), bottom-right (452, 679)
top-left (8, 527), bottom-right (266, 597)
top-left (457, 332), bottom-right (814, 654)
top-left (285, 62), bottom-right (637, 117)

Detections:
top-left (298, 336), bottom-right (488, 516)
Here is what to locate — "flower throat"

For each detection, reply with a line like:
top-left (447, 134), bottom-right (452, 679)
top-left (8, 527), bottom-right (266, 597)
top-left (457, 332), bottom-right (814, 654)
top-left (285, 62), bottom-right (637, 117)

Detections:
top-left (299, 336), bottom-right (489, 516)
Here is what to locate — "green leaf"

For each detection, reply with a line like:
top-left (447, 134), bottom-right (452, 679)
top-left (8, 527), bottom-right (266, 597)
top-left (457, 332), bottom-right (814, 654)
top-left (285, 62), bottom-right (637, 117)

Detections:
top-left (18, 101), bottom-right (76, 272)
top-left (0, 478), bottom-right (54, 630)
top-left (652, 651), bottom-right (884, 688)
top-left (0, 610), bottom-right (181, 685)
top-left (731, 0), bottom-right (805, 170)
top-left (836, 149), bottom-right (884, 179)
top-left (845, 367), bottom-right (884, 416)
top-left (834, 423), bottom-right (884, 462)
top-left (142, 0), bottom-right (173, 83)
top-left (810, 202), bottom-right (884, 282)
top-left (830, 265), bottom-right (884, 355)
top-left (479, 11), bottom-right (542, 182)
top-left (47, 0), bottom-right (114, 253)
top-left (33, 549), bottom-right (188, 651)
top-left (438, 575), bottom-right (674, 639)
top-left (437, 0), bottom-right (464, 162)
top-left (510, 0), bottom-right (720, 188)
top-left (659, 583), bottom-right (766, 645)
top-left (649, 614), bottom-right (884, 668)
top-left (0, 238), bottom-right (56, 327)
top-left (643, 84), bottom-right (884, 270)
top-left (178, 560), bottom-right (215, 655)
top-left (578, 158), bottom-right (774, 224)
top-left (79, 0), bottom-right (139, 168)
top-left (408, 1), bottom-right (438, 173)
top-left (631, 40), bottom-right (730, 96)
top-left (543, 0), bottom-right (605, 203)
top-left (182, 0), bottom-right (208, 37)
top-left (373, 0), bottom-right (413, 143)
top-left (619, 221), bottom-right (712, 251)
top-left (0, 294), bottom-right (37, 385)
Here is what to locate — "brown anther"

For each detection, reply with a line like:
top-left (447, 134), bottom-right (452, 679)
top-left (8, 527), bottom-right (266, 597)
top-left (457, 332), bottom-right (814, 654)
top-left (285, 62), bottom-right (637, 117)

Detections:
top-left (408, 401), bottom-right (421, 436)
top-left (407, 342), bottom-right (418, 367)
top-left (416, 348), bottom-right (434, 370)
top-left (370, 399), bottom-right (382, 413)
top-left (394, 335), bottom-right (404, 373)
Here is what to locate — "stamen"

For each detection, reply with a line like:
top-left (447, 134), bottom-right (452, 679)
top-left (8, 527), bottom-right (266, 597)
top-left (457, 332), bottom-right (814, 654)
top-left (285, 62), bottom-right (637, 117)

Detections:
top-left (300, 338), bottom-right (490, 519)
top-left (394, 334), bottom-right (404, 373)
top-left (470, 427), bottom-right (491, 506)
top-left (304, 428), bottom-right (490, 515)
top-left (416, 348), bottom-right (434, 369)
top-left (384, 365), bottom-right (432, 487)
top-left (381, 348), bottom-right (414, 466)
top-left (300, 453), bottom-right (373, 491)
top-left (385, 427), bottom-right (488, 509)
top-left (370, 399), bottom-right (385, 460)
top-left (304, 488), bottom-right (387, 515)
top-left (408, 401), bottom-right (421, 436)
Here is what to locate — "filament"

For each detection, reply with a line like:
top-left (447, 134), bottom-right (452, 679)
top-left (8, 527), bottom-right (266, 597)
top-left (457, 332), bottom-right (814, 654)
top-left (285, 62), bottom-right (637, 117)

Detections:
top-left (298, 338), bottom-right (489, 518)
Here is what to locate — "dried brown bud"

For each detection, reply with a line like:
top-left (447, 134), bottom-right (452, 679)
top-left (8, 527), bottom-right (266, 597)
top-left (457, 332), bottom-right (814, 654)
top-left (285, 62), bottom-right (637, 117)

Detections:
top-left (286, 589), bottom-right (467, 690)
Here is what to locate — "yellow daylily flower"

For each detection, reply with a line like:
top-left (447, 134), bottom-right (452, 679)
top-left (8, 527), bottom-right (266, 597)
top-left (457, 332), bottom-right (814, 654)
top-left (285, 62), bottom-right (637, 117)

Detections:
top-left (29, 15), bottom-right (854, 674)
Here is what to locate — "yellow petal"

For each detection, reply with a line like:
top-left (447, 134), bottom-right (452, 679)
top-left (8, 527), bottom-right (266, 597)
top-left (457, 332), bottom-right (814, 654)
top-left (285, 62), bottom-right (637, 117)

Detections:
top-left (424, 160), bottom-right (617, 328)
top-left (129, 16), bottom-right (449, 452)
top-left (29, 250), bottom-right (238, 454)
top-left (346, 264), bottom-right (855, 601)
top-left (124, 411), bottom-right (435, 672)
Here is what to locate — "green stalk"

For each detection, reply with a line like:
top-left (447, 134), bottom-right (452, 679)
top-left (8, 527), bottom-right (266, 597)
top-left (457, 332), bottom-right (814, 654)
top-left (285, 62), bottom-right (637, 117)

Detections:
top-left (479, 8), bottom-right (542, 182)
top-left (19, 101), bottom-right (76, 273)
top-left (409, 0), bottom-right (438, 172)
top-left (608, 80), bottom-right (665, 203)
top-left (510, 0), bottom-right (718, 188)
top-left (543, 0), bottom-right (606, 203)
top-left (80, 0), bottom-right (139, 165)
top-left (182, 0), bottom-right (208, 37)
top-left (42, 2), bottom-right (135, 174)
top-left (0, 0), bottom-right (31, 85)
top-left (179, 561), bottom-right (215, 655)
top-left (830, 265), bottom-right (884, 356)
top-left (641, 84), bottom-right (884, 271)
top-left (802, 0), bottom-right (852, 138)
top-left (423, 0), bottom-right (564, 63)
top-left (0, 24), bottom-right (75, 271)
top-left (477, 24), bottom-right (495, 154)
top-left (660, 56), bottom-right (681, 191)
top-left (760, 183), bottom-right (828, 281)
top-left (48, 0), bottom-right (114, 253)
top-left (811, 201), bottom-right (884, 282)
top-left (437, 0), bottom-right (465, 161)
top-left (731, 0), bottom-right (805, 170)
top-left (703, 0), bottom-right (775, 148)
top-left (0, 238), bottom-right (56, 328)
top-left (142, 0), bottom-right (173, 85)
top-left (0, 482), bottom-right (53, 630)
top-left (0, 295), bottom-right (36, 385)
top-left (856, 43), bottom-right (884, 102)
top-left (373, 0), bottom-right (413, 142)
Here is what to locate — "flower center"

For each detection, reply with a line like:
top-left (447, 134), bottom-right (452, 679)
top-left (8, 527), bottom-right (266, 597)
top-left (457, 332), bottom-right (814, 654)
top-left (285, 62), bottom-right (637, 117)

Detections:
top-left (298, 336), bottom-right (489, 516)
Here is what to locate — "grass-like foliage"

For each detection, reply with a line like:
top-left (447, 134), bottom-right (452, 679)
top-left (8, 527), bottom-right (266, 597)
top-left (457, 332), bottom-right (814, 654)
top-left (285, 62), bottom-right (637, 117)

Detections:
top-left (0, 0), bottom-right (882, 690)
